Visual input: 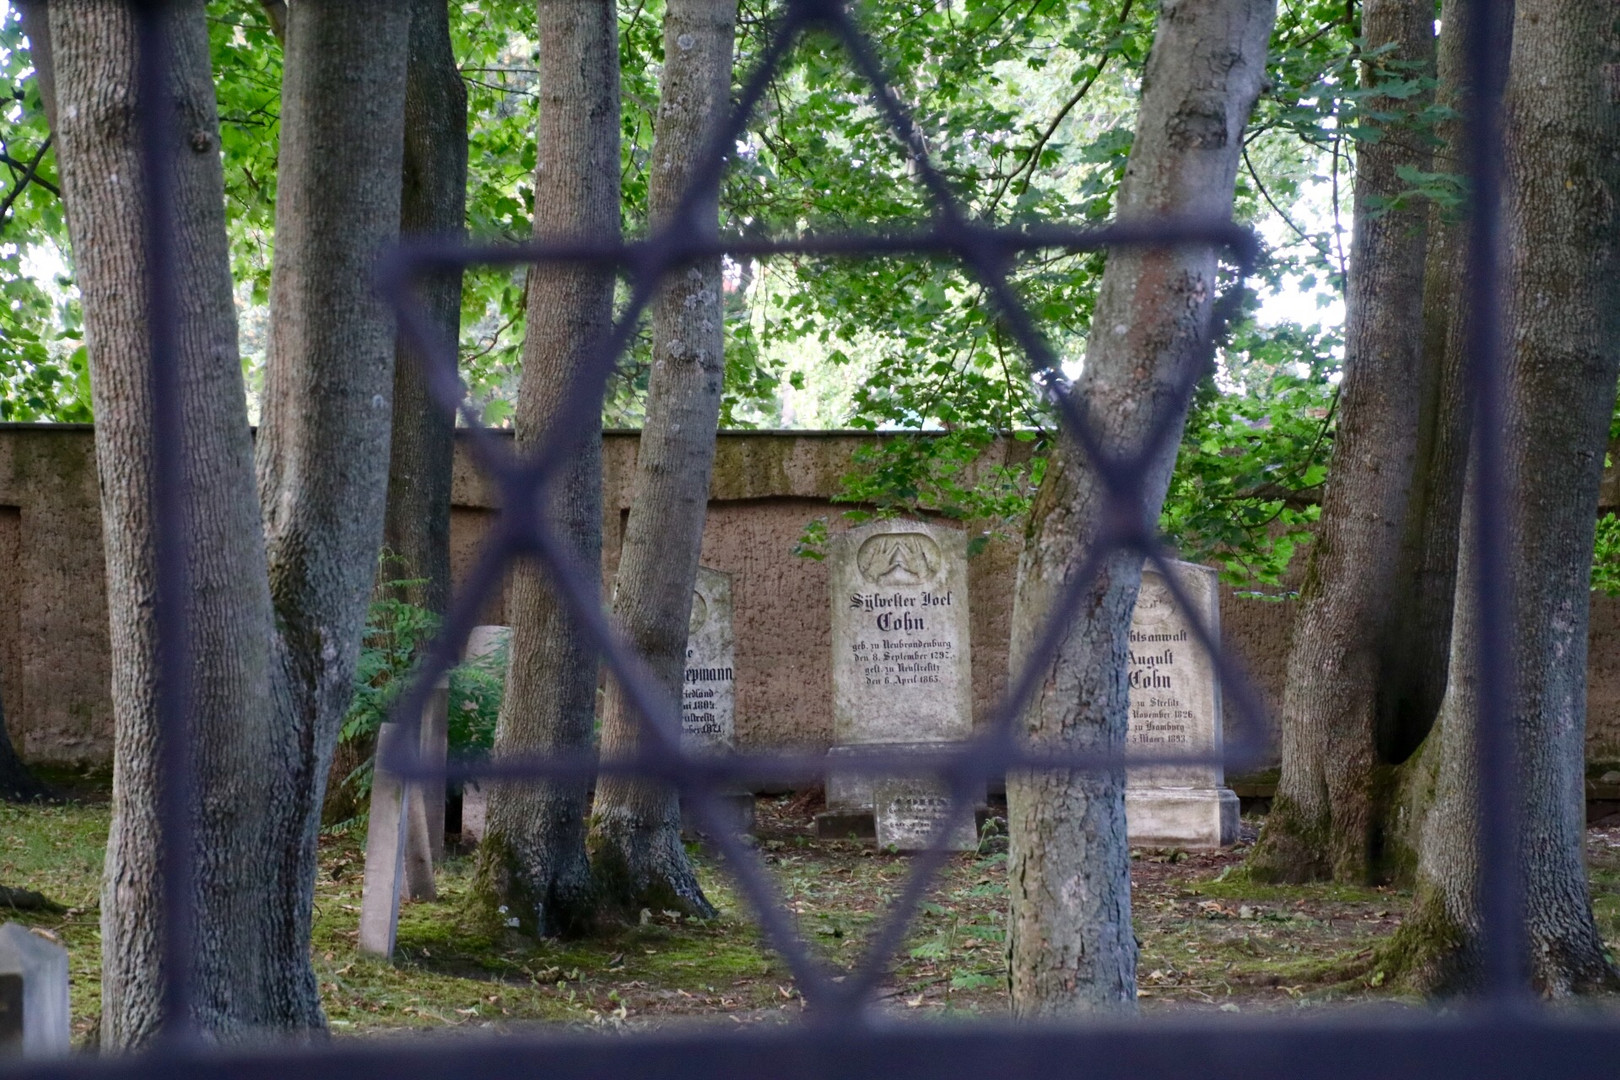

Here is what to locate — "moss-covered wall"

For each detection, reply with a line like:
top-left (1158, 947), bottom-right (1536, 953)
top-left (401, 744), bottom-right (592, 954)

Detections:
top-left (7, 424), bottom-right (1620, 772)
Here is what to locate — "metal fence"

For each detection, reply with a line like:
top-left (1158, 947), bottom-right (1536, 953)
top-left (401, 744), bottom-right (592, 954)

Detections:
top-left (19, 0), bottom-right (1617, 1076)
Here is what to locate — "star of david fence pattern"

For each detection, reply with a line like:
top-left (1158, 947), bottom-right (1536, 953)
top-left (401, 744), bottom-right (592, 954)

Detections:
top-left (17, 0), bottom-right (1614, 1076)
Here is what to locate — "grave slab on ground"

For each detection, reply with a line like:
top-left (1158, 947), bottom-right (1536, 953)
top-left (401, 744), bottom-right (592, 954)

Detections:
top-left (0, 922), bottom-right (67, 1057)
top-left (1125, 559), bottom-right (1239, 848)
top-left (873, 777), bottom-right (979, 851)
top-left (816, 519), bottom-right (981, 839)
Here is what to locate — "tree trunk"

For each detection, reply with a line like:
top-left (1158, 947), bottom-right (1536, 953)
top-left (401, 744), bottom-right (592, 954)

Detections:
top-left (586, 0), bottom-right (734, 920)
top-left (49, 0), bottom-right (279, 1046)
top-left (473, 0), bottom-right (620, 938)
top-left (1004, 0), bottom-right (1275, 1017)
top-left (1247, 0), bottom-right (1434, 885)
top-left (1378, 0), bottom-right (1474, 771)
top-left (253, 0), bottom-right (410, 1030)
top-left (0, 3), bottom-right (60, 808)
top-left (1379, 0), bottom-right (1620, 995)
top-left (383, 0), bottom-right (466, 616)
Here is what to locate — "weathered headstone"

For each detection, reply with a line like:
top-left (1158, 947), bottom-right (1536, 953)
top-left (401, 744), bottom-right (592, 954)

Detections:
top-left (1124, 559), bottom-right (1239, 848)
top-left (681, 568), bottom-right (752, 835)
top-left (682, 567), bottom-right (735, 750)
top-left (359, 722), bottom-right (410, 958)
top-left (873, 778), bottom-right (977, 852)
top-left (0, 923), bottom-right (67, 1057)
top-left (818, 519), bottom-right (977, 838)
top-left (459, 627), bottom-right (508, 845)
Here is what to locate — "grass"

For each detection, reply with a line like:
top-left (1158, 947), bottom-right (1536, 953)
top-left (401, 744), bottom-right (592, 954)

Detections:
top-left (9, 793), bottom-right (1620, 1042)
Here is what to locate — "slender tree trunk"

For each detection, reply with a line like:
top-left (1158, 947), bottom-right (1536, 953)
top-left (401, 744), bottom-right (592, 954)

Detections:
top-left (49, 0), bottom-right (279, 1046)
top-left (384, 0), bottom-right (467, 615)
top-left (473, 0), bottom-right (620, 938)
top-left (1248, 0), bottom-right (1434, 884)
top-left (585, 0), bottom-right (734, 920)
top-left (1004, 0), bottom-right (1275, 1017)
top-left (1379, 0), bottom-right (1620, 995)
top-left (254, 0), bottom-right (410, 1030)
top-left (0, 1), bottom-right (59, 808)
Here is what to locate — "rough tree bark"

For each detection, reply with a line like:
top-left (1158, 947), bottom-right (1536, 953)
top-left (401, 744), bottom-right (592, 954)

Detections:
top-left (473, 0), bottom-right (620, 938)
top-left (49, 0), bottom-right (279, 1046)
top-left (1377, 0), bottom-right (1620, 995)
top-left (1378, 0), bottom-right (1473, 772)
top-left (1247, 0), bottom-right (1435, 884)
top-left (252, 0), bottom-right (411, 1030)
top-left (1004, 0), bottom-right (1275, 1017)
top-left (585, 0), bottom-right (735, 920)
top-left (384, 0), bottom-right (467, 615)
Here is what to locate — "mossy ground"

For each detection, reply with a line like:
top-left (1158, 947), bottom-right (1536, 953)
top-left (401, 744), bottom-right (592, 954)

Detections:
top-left (8, 791), bottom-right (1620, 1041)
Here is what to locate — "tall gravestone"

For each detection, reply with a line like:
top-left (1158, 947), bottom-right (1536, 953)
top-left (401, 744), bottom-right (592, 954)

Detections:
top-left (0, 923), bottom-right (67, 1057)
top-left (1124, 559), bottom-right (1239, 848)
top-left (818, 519), bottom-right (977, 844)
top-left (681, 568), bottom-right (752, 834)
top-left (682, 567), bottom-right (735, 749)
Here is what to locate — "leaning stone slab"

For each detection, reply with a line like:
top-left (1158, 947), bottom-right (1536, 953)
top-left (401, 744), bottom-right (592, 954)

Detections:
top-left (873, 778), bottom-right (978, 852)
top-left (1124, 559), bottom-right (1239, 848)
top-left (820, 519), bottom-right (974, 833)
top-left (0, 923), bottom-right (67, 1057)
top-left (359, 722), bottom-right (411, 958)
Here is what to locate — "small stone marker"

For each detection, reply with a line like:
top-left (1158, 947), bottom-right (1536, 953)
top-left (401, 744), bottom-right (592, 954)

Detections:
top-left (459, 626), bottom-right (508, 846)
top-left (1124, 559), bottom-right (1239, 848)
top-left (415, 670), bottom-right (451, 865)
top-left (0, 923), bottom-right (67, 1057)
top-left (461, 780), bottom-right (487, 844)
top-left (819, 519), bottom-right (978, 838)
top-left (359, 722), bottom-right (411, 958)
top-left (681, 569), bottom-right (752, 835)
top-left (404, 669), bottom-right (449, 898)
top-left (873, 778), bottom-right (977, 852)
top-left (682, 567), bottom-right (735, 750)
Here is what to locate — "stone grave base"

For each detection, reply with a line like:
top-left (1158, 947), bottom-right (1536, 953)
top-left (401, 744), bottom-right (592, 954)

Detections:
top-left (681, 793), bottom-right (756, 837)
top-left (1125, 786), bottom-right (1239, 849)
top-left (824, 742), bottom-right (985, 811)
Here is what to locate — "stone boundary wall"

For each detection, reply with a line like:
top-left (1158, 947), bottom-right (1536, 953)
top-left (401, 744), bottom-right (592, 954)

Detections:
top-left (5, 423), bottom-right (1620, 770)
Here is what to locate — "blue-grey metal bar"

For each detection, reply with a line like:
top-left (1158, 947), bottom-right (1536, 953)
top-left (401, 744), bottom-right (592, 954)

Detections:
top-left (1462, 0), bottom-right (1527, 1000)
top-left (134, 0), bottom-right (197, 1044)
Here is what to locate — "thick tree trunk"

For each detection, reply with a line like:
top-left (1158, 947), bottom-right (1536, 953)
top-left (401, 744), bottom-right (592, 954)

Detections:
top-left (473, 0), bottom-right (620, 938)
top-left (254, 0), bottom-right (410, 1030)
top-left (1378, 0), bottom-right (1473, 772)
top-left (383, 0), bottom-right (467, 616)
top-left (1004, 0), bottom-right (1274, 1017)
top-left (49, 0), bottom-right (279, 1046)
top-left (1248, 0), bottom-right (1434, 885)
top-left (1380, 0), bottom-right (1620, 995)
top-left (586, 0), bottom-right (734, 920)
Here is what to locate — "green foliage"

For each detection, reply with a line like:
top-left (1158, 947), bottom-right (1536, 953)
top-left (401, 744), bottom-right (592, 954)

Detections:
top-left (1593, 513), bottom-right (1620, 596)
top-left (0, 8), bottom-right (86, 422)
top-left (1166, 322), bottom-right (1340, 588)
top-left (337, 559), bottom-right (505, 804)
